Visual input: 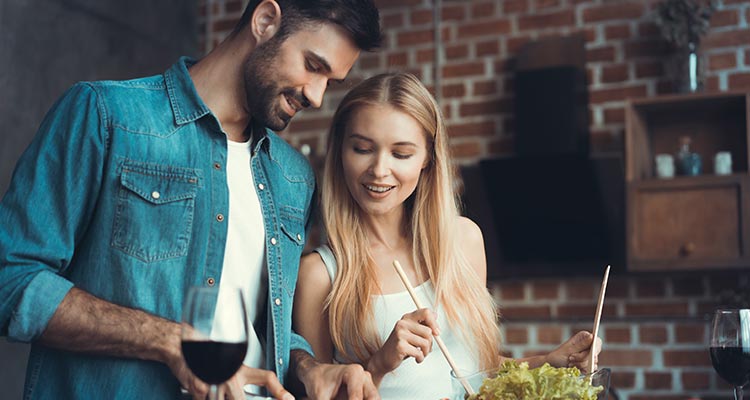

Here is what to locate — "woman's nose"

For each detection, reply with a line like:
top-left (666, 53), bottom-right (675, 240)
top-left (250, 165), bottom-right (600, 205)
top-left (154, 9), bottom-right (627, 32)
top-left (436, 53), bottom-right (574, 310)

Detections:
top-left (369, 154), bottom-right (390, 177)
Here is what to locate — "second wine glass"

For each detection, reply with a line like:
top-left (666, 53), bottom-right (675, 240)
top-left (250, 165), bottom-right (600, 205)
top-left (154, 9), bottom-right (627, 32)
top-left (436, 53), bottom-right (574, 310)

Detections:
top-left (710, 309), bottom-right (750, 400)
top-left (181, 286), bottom-right (248, 400)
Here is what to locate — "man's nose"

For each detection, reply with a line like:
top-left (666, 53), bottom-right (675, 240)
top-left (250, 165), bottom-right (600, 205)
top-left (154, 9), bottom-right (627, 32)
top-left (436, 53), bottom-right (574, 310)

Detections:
top-left (302, 77), bottom-right (326, 109)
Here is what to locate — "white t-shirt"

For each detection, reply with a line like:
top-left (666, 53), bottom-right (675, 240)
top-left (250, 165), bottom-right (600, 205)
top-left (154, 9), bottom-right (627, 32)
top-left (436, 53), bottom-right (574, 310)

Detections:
top-left (211, 139), bottom-right (267, 375)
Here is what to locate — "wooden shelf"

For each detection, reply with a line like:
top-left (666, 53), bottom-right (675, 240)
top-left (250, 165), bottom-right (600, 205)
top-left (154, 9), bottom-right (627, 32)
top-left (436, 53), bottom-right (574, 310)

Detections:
top-left (631, 173), bottom-right (746, 189)
top-left (625, 91), bottom-right (750, 272)
top-left (626, 91), bottom-right (749, 182)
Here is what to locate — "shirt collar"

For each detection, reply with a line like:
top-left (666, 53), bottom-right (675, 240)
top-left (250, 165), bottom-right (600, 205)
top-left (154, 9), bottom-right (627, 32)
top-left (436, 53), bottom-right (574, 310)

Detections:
top-left (164, 57), bottom-right (274, 155)
top-left (164, 56), bottom-right (211, 125)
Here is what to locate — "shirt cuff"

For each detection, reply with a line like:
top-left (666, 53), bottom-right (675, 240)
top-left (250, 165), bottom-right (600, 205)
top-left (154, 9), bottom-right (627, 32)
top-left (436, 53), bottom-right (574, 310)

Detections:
top-left (8, 270), bottom-right (74, 342)
top-left (290, 331), bottom-right (315, 358)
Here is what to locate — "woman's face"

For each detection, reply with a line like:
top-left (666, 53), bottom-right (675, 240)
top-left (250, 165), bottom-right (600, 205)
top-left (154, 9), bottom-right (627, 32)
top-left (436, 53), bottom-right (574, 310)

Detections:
top-left (341, 104), bottom-right (429, 218)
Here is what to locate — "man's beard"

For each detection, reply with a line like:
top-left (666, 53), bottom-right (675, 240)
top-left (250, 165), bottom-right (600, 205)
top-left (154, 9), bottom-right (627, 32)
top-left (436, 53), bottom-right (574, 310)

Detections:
top-left (243, 38), bottom-right (306, 131)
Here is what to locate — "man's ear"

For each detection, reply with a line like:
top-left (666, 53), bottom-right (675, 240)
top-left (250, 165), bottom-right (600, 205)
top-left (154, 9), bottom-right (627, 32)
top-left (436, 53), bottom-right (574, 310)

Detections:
top-left (251, 0), bottom-right (282, 43)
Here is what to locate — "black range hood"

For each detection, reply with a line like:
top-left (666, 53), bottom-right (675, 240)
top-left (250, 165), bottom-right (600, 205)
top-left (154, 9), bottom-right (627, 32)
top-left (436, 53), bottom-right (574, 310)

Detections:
top-left (461, 35), bottom-right (625, 278)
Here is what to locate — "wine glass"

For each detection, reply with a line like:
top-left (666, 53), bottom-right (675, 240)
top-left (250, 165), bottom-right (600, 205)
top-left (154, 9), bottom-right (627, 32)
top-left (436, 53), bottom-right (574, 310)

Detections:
top-left (181, 286), bottom-right (248, 400)
top-left (710, 309), bottom-right (750, 400)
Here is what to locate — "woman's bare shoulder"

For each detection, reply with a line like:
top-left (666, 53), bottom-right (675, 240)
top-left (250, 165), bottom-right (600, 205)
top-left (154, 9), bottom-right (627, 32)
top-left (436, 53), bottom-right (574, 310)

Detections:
top-left (456, 216), bottom-right (484, 245)
top-left (298, 251), bottom-right (333, 289)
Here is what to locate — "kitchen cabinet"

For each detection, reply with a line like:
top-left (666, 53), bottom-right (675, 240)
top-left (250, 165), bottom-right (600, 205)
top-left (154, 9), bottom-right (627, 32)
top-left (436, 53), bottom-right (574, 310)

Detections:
top-left (625, 92), bottom-right (750, 271)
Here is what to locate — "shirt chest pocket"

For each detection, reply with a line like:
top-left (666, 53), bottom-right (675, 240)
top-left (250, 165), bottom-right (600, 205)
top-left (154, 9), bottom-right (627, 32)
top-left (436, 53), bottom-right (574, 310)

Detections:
top-left (279, 206), bottom-right (305, 247)
top-left (277, 206), bottom-right (306, 296)
top-left (112, 161), bottom-right (200, 263)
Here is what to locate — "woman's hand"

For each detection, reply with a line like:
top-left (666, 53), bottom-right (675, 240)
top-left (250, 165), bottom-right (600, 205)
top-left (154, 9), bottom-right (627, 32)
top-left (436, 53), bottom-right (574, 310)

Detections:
top-left (365, 308), bottom-right (440, 384)
top-left (545, 331), bottom-right (603, 374)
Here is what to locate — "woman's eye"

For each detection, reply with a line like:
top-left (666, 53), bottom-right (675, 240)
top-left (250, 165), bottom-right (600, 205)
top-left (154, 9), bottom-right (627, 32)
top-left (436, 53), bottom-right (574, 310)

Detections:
top-left (353, 147), bottom-right (371, 154)
top-left (393, 153), bottom-right (413, 160)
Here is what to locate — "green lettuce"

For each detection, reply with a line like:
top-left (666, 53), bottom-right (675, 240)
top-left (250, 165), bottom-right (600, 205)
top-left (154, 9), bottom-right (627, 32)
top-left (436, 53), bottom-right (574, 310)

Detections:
top-left (467, 360), bottom-right (604, 400)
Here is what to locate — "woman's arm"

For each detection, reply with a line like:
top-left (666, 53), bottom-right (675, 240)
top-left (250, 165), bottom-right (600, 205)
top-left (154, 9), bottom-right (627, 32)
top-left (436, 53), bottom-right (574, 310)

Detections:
top-left (502, 331), bottom-right (602, 373)
top-left (293, 252), bottom-right (335, 363)
top-left (457, 216), bottom-right (488, 284)
top-left (293, 253), bottom-right (381, 399)
top-left (456, 217), bottom-right (603, 373)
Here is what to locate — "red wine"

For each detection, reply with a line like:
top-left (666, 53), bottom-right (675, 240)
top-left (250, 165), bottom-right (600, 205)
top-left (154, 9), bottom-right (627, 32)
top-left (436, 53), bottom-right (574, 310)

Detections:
top-left (710, 346), bottom-right (750, 387)
top-left (182, 341), bottom-right (248, 384)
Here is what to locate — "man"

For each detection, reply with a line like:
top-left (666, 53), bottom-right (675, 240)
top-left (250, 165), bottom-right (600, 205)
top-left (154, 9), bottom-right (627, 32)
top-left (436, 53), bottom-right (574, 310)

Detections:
top-left (0, 1), bottom-right (381, 399)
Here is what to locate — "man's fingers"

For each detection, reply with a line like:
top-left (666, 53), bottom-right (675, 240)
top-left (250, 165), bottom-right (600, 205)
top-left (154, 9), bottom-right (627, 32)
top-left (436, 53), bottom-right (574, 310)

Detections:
top-left (189, 375), bottom-right (209, 399)
top-left (190, 380), bottom-right (209, 400)
top-left (242, 369), bottom-right (294, 400)
top-left (226, 378), bottom-right (245, 400)
top-left (340, 365), bottom-right (367, 400)
top-left (363, 374), bottom-right (380, 400)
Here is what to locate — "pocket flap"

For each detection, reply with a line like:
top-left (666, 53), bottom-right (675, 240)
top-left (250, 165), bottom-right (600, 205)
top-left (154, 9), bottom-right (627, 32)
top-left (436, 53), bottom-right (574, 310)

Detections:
top-left (280, 223), bottom-right (305, 245)
top-left (280, 206), bottom-right (305, 245)
top-left (120, 167), bottom-right (199, 204)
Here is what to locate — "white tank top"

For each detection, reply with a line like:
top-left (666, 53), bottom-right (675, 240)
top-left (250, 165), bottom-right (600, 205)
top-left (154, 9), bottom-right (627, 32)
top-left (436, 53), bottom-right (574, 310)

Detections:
top-left (315, 245), bottom-right (479, 400)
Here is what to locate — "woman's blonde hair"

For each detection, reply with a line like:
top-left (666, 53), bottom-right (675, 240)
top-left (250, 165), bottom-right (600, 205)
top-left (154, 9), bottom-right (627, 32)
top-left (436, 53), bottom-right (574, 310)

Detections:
top-left (321, 72), bottom-right (501, 370)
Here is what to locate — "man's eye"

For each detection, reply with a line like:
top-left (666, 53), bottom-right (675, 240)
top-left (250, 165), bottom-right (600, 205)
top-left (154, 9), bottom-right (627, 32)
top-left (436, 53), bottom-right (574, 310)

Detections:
top-left (305, 61), bottom-right (320, 73)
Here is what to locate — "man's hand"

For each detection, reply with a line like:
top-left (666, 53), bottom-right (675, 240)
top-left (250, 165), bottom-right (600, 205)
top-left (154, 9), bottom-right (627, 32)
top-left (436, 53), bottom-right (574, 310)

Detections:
top-left (168, 357), bottom-right (295, 400)
top-left (218, 366), bottom-right (295, 400)
top-left (291, 350), bottom-right (379, 400)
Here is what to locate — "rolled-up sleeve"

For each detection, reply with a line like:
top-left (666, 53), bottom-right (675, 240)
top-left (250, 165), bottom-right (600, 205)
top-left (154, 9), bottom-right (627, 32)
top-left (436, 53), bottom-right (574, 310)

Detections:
top-left (290, 331), bottom-right (315, 356)
top-left (0, 83), bottom-right (107, 341)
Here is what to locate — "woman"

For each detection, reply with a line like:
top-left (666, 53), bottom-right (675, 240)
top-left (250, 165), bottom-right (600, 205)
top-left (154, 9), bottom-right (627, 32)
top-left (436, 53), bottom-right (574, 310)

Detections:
top-left (293, 72), bottom-right (600, 399)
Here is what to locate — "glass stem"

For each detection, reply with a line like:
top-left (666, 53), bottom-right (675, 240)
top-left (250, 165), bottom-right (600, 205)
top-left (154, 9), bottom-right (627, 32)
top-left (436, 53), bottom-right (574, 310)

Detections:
top-left (209, 384), bottom-right (219, 400)
top-left (735, 386), bottom-right (744, 400)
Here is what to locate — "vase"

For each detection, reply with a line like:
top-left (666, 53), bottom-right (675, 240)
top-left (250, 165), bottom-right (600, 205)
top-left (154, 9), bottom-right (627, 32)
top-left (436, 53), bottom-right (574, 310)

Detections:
top-left (687, 42), bottom-right (700, 92)
top-left (668, 42), bottom-right (705, 93)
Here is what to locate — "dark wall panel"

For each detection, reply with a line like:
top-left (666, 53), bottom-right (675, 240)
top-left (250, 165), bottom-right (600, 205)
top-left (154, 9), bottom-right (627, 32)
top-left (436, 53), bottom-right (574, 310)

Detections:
top-left (0, 0), bottom-right (198, 396)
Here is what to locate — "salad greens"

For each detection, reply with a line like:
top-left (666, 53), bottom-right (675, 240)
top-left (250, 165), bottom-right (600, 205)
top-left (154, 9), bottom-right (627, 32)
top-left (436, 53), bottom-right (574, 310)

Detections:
top-left (468, 360), bottom-right (603, 400)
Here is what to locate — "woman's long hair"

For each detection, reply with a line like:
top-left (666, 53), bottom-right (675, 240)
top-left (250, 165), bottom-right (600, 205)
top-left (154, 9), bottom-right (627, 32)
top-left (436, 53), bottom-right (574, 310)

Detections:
top-left (321, 72), bottom-right (501, 370)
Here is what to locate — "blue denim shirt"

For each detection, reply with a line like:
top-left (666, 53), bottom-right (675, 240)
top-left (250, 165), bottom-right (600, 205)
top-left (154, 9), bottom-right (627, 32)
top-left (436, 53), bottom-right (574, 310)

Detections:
top-left (0, 57), bottom-right (315, 399)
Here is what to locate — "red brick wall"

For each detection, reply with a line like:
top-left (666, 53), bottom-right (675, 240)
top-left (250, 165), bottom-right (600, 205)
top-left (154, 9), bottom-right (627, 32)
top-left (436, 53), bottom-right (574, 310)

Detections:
top-left (493, 272), bottom-right (747, 399)
top-left (198, 1), bottom-right (750, 398)
top-left (199, 0), bottom-right (750, 161)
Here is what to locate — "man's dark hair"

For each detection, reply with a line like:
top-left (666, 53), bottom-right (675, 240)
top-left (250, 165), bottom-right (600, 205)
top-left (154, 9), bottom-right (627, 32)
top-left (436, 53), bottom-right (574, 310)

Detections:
top-left (234, 0), bottom-right (382, 51)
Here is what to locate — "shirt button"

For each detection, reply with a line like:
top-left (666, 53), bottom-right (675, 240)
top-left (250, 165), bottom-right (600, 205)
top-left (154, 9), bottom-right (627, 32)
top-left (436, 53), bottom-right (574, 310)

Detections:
top-left (296, 233), bottom-right (302, 241)
top-left (213, 162), bottom-right (221, 170)
top-left (270, 237), bottom-right (277, 245)
top-left (151, 191), bottom-right (160, 200)
top-left (258, 183), bottom-right (265, 191)
top-left (274, 298), bottom-right (281, 306)
top-left (216, 214), bottom-right (224, 222)
top-left (278, 358), bottom-right (283, 365)
top-left (207, 277), bottom-right (215, 286)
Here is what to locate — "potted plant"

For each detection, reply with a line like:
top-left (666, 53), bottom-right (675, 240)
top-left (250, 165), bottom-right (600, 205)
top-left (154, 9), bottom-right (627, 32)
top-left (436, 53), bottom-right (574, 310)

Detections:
top-left (654, 0), bottom-right (718, 92)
